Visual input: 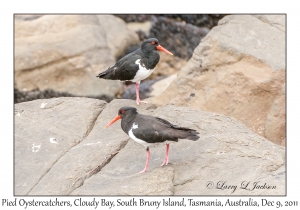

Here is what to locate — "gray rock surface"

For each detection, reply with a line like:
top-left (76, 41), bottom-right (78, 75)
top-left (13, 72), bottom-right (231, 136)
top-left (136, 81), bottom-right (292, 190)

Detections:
top-left (15, 98), bottom-right (285, 195)
top-left (216, 15), bottom-right (285, 71)
top-left (148, 15), bottom-right (286, 146)
top-left (97, 15), bottom-right (139, 59)
top-left (14, 97), bottom-right (107, 195)
top-left (149, 74), bottom-right (177, 97)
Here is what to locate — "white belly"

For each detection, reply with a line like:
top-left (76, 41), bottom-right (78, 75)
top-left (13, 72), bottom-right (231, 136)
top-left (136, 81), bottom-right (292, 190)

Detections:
top-left (128, 122), bottom-right (171, 148)
top-left (128, 122), bottom-right (150, 147)
top-left (128, 128), bottom-right (152, 148)
top-left (131, 59), bottom-right (155, 83)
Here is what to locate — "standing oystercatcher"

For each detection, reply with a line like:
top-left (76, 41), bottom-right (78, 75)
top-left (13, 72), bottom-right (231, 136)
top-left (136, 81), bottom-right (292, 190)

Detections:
top-left (105, 107), bottom-right (200, 173)
top-left (97, 38), bottom-right (173, 105)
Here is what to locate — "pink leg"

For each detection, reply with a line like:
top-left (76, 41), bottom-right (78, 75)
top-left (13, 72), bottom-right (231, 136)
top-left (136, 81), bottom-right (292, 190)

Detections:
top-left (139, 147), bottom-right (150, 173)
top-left (135, 82), bottom-right (147, 105)
top-left (161, 143), bottom-right (170, 166)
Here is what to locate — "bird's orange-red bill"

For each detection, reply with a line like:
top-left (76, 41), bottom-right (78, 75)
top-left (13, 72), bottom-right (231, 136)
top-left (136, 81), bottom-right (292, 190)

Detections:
top-left (104, 115), bottom-right (121, 129)
top-left (156, 45), bottom-right (173, 55)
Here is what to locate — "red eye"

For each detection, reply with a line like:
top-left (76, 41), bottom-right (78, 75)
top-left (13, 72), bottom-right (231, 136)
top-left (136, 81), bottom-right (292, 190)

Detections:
top-left (121, 110), bottom-right (125, 114)
top-left (151, 41), bottom-right (156, 45)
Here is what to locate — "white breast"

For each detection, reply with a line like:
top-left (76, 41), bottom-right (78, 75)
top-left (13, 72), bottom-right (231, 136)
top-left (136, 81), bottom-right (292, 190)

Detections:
top-left (128, 122), bottom-right (151, 147)
top-left (131, 59), bottom-right (155, 83)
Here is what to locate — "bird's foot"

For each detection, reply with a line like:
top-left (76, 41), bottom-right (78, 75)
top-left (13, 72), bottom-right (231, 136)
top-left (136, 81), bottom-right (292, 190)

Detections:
top-left (136, 100), bottom-right (148, 105)
top-left (138, 168), bottom-right (148, 174)
top-left (160, 157), bottom-right (169, 167)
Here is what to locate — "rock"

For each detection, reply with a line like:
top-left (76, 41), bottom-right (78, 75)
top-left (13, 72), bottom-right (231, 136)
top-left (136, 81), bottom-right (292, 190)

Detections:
top-left (150, 16), bottom-right (210, 59)
top-left (14, 15), bottom-right (138, 98)
top-left (14, 88), bottom-right (113, 104)
top-left (72, 99), bottom-right (285, 195)
top-left (97, 15), bottom-right (139, 59)
top-left (148, 15), bottom-right (286, 145)
top-left (252, 15), bottom-right (285, 32)
top-left (265, 84), bottom-right (286, 146)
top-left (25, 100), bottom-right (129, 196)
top-left (115, 44), bottom-right (140, 61)
top-left (149, 74), bottom-right (177, 97)
top-left (14, 88), bottom-right (74, 104)
top-left (117, 15), bottom-right (211, 60)
top-left (14, 14), bottom-right (43, 21)
top-left (127, 21), bottom-right (152, 37)
top-left (114, 14), bottom-right (152, 23)
top-left (14, 97), bottom-right (107, 195)
top-left (158, 14), bottom-right (227, 29)
top-left (116, 14), bottom-right (226, 29)
top-left (151, 53), bottom-right (187, 79)
top-left (15, 98), bottom-right (285, 195)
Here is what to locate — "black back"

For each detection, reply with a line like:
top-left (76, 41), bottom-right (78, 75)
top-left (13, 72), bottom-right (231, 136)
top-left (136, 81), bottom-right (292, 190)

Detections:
top-left (117, 107), bottom-right (200, 144)
top-left (97, 38), bottom-right (161, 81)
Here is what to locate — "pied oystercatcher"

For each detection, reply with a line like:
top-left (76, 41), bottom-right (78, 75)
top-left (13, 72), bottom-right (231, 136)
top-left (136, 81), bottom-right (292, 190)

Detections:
top-left (97, 38), bottom-right (173, 105)
top-left (105, 107), bottom-right (200, 173)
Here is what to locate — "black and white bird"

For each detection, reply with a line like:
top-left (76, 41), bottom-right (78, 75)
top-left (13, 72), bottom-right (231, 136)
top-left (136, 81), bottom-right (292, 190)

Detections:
top-left (104, 107), bottom-right (200, 173)
top-left (97, 38), bottom-right (173, 105)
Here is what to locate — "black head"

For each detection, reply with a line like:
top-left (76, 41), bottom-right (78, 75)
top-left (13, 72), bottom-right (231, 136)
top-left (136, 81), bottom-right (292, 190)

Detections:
top-left (141, 38), bottom-right (159, 54)
top-left (141, 38), bottom-right (173, 56)
top-left (104, 106), bottom-right (138, 129)
top-left (118, 106), bottom-right (138, 119)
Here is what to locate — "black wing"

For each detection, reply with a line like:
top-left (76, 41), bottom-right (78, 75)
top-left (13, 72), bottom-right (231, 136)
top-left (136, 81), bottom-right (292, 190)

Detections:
top-left (132, 115), bottom-right (200, 144)
top-left (97, 49), bottom-right (142, 81)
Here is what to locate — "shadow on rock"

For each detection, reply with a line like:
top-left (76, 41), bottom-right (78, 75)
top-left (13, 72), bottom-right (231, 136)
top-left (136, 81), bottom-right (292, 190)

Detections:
top-left (14, 88), bottom-right (113, 104)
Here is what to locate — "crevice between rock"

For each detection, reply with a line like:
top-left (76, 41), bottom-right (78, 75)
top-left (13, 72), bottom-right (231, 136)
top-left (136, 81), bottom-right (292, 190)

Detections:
top-left (82, 104), bottom-right (107, 139)
top-left (170, 167), bottom-right (176, 195)
top-left (16, 46), bottom-right (109, 73)
top-left (26, 104), bottom-right (105, 195)
top-left (40, 101), bottom-right (65, 109)
top-left (68, 138), bottom-right (130, 195)
top-left (87, 138), bottom-right (130, 178)
top-left (173, 177), bottom-right (197, 187)
top-left (253, 16), bottom-right (285, 33)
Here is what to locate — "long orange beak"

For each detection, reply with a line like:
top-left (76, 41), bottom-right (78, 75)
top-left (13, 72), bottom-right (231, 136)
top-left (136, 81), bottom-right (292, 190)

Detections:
top-left (156, 45), bottom-right (173, 55)
top-left (104, 115), bottom-right (121, 129)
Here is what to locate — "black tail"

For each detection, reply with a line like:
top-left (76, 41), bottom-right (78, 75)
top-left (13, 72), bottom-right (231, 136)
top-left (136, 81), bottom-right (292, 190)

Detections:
top-left (174, 127), bottom-right (200, 141)
top-left (96, 71), bottom-right (107, 78)
top-left (96, 67), bottom-right (117, 80)
top-left (155, 117), bottom-right (200, 141)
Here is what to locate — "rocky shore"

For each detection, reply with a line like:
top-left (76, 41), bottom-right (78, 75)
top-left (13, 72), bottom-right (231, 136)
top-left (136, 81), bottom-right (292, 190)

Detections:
top-left (14, 14), bottom-right (286, 195)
